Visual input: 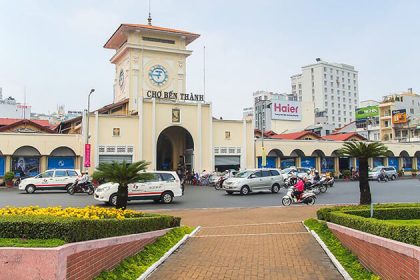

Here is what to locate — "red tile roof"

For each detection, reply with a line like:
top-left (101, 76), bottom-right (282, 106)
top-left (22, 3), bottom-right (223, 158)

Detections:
top-left (0, 118), bottom-right (50, 127)
top-left (0, 119), bottom-right (55, 133)
top-left (104, 24), bottom-right (200, 49)
top-left (270, 131), bottom-right (321, 140)
top-left (323, 132), bottom-right (366, 141)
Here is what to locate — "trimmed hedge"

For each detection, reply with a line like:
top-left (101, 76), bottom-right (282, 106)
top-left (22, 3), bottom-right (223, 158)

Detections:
top-left (0, 214), bottom-right (180, 243)
top-left (317, 204), bottom-right (420, 246)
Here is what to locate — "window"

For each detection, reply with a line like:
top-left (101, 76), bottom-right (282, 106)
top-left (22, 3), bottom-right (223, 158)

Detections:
top-left (331, 96), bottom-right (334, 100)
top-left (338, 103), bottom-right (340, 108)
top-left (349, 105), bottom-right (352, 109)
top-left (330, 68), bottom-right (333, 73)
top-left (353, 80), bottom-right (356, 84)
top-left (332, 109), bottom-right (335, 114)
top-left (324, 74), bottom-right (327, 79)
top-left (332, 116), bottom-right (335, 121)
top-left (353, 73), bottom-right (356, 78)
top-left (342, 71), bottom-right (344, 75)
top-left (67, 170), bottom-right (78, 177)
top-left (344, 118), bottom-right (347, 122)
top-left (330, 82), bottom-right (333, 87)
top-left (338, 97), bottom-right (340, 101)
top-left (330, 75), bottom-right (333, 80)
top-left (338, 110), bottom-right (341, 115)
top-left (354, 93), bottom-right (357, 97)
top-left (348, 85), bottom-right (351, 90)
top-left (354, 86), bottom-right (357, 91)
top-left (337, 90), bottom-right (340, 94)
top-left (332, 102), bottom-right (335, 107)
top-left (270, 170), bottom-right (280, 176)
top-left (160, 173), bottom-right (176, 182)
top-left (331, 89), bottom-right (334, 94)
top-left (143, 36), bottom-right (175, 44)
top-left (55, 170), bottom-right (67, 177)
top-left (37, 171), bottom-right (54, 178)
top-left (324, 80), bottom-right (327, 86)
top-left (343, 97), bottom-right (346, 102)
top-left (410, 108), bottom-right (414, 114)
top-left (338, 117), bottom-right (341, 121)
top-left (350, 112), bottom-right (352, 116)
top-left (325, 101), bottom-right (328, 106)
top-left (324, 87), bottom-right (327, 92)
top-left (343, 104), bottom-right (346, 109)
top-left (348, 72), bottom-right (350, 77)
top-left (342, 77), bottom-right (344, 82)
top-left (336, 70), bottom-right (339, 75)
top-left (344, 111), bottom-right (346, 115)
top-left (298, 84), bottom-right (302, 89)
top-left (113, 128), bottom-right (120, 137)
top-left (324, 67), bottom-right (327, 71)
top-left (262, 170), bottom-right (271, 177)
top-left (342, 84), bottom-right (345, 89)
top-left (225, 131), bottom-right (231, 139)
top-left (324, 95), bottom-right (328, 99)
top-left (253, 171), bottom-right (262, 177)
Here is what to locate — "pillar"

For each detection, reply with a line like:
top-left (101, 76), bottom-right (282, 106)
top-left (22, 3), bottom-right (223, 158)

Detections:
top-left (277, 157), bottom-right (281, 169)
top-left (414, 157), bottom-right (418, 170)
top-left (368, 158), bottom-right (373, 168)
top-left (295, 157), bottom-right (301, 167)
top-left (5, 155), bottom-right (11, 173)
top-left (138, 96), bottom-right (143, 161)
top-left (40, 156), bottom-right (47, 173)
top-left (196, 103), bottom-right (202, 173)
top-left (334, 157), bottom-right (340, 177)
top-left (399, 157), bottom-right (404, 172)
top-left (316, 157), bottom-right (321, 172)
top-left (209, 103), bottom-right (214, 171)
top-left (94, 112), bottom-right (99, 168)
top-left (384, 157), bottom-right (389, 166)
top-left (241, 118), bottom-right (247, 170)
top-left (151, 98), bottom-right (156, 170)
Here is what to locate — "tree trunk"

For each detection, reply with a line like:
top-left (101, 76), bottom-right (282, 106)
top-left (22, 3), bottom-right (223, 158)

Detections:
top-left (358, 157), bottom-right (371, 205)
top-left (116, 184), bottom-right (128, 209)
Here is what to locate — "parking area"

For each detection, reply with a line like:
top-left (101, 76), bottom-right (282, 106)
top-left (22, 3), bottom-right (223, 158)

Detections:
top-left (0, 179), bottom-right (419, 210)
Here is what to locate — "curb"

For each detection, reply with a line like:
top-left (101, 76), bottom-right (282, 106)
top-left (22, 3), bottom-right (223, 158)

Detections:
top-left (137, 226), bottom-right (201, 280)
top-left (302, 222), bottom-right (352, 280)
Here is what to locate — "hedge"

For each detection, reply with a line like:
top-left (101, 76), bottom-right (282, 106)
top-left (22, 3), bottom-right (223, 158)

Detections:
top-left (317, 204), bottom-right (420, 246)
top-left (0, 214), bottom-right (180, 243)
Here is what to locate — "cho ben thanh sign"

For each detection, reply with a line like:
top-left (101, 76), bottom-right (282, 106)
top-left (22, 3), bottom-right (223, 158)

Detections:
top-left (146, 90), bottom-right (204, 102)
top-left (271, 101), bottom-right (301, 121)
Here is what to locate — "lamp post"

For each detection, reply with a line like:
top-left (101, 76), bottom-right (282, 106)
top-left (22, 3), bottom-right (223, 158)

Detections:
top-left (84, 89), bottom-right (95, 172)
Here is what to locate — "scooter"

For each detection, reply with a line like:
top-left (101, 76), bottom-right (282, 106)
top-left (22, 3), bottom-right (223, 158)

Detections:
top-left (324, 176), bottom-right (335, 187)
top-left (67, 178), bottom-right (94, 195)
top-left (305, 178), bottom-right (327, 194)
top-left (377, 173), bottom-right (388, 182)
top-left (281, 186), bottom-right (316, 206)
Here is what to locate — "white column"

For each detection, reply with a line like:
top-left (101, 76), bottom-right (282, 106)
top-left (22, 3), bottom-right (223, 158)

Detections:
top-left (241, 118), bottom-right (247, 170)
top-left (152, 98), bottom-right (156, 170)
top-left (197, 103), bottom-right (202, 172)
top-left (209, 102), bottom-right (214, 171)
top-left (94, 111), bottom-right (99, 168)
top-left (137, 96), bottom-right (143, 161)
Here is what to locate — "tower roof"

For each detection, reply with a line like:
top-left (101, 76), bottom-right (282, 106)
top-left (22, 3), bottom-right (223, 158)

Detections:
top-left (104, 24), bottom-right (200, 49)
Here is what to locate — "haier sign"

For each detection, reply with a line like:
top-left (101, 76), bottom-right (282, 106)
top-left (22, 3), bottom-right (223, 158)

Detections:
top-left (271, 101), bottom-right (301, 121)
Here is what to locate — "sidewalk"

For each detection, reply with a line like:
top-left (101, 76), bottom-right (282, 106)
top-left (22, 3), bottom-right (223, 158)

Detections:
top-left (149, 206), bottom-right (343, 279)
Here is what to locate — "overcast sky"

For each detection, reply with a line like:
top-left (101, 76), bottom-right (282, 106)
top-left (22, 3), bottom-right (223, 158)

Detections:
top-left (1, 0), bottom-right (419, 119)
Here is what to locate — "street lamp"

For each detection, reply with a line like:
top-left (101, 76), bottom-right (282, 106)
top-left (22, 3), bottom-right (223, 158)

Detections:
top-left (87, 89), bottom-right (95, 144)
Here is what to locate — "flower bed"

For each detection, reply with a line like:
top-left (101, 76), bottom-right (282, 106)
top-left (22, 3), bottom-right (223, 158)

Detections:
top-left (0, 206), bottom-right (180, 243)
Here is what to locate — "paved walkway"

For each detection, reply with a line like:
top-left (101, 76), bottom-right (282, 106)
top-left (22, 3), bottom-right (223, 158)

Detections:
top-left (149, 206), bottom-right (343, 279)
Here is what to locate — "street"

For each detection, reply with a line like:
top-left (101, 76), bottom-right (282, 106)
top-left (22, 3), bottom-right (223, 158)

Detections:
top-left (0, 179), bottom-right (419, 210)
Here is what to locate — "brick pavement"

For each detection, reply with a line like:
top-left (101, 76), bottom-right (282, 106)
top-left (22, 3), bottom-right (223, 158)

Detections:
top-left (148, 205), bottom-right (342, 280)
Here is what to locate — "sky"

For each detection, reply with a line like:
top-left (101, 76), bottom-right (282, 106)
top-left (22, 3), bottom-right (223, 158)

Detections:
top-left (0, 0), bottom-right (419, 119)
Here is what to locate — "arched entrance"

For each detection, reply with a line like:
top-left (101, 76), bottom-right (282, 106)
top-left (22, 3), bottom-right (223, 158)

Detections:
top-left (48, 147), bottom-right (76, 170)
top-left (12, 146), bottom-right (41, 177)
top-left (157, 126), bottom-right (194, 171)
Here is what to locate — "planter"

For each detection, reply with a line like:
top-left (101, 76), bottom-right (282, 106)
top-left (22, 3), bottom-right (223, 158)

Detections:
top-left (5, 181), bottom-right (13, 187)
top-left (328, 222), bottom-right (420, 280)
top-left (0, 228), bottom-right (171, 280)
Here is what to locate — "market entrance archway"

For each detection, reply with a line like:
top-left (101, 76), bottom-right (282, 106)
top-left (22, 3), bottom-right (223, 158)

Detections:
top-left (156, 126), bottom-right (194, 171)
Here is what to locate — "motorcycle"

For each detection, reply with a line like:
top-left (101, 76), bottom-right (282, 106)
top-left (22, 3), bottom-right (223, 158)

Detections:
top-left (377, 173), bottom-right (388, 182)
top-left (324, 176), bottom-right (335, 187)
top-left (305, 178), bottom-right (327, 194)
top-left (281, 186), bottom-right (316, 206)
top-left (67, 178), bottom-right (94, 195)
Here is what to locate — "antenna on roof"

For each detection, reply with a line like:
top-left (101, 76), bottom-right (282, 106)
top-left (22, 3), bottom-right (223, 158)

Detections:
top-left (147, 0), bottom-right (152, 25)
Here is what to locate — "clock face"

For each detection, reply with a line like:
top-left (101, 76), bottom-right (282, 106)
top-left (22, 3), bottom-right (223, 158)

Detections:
top-left (119, 69), bottom-right (125, 89)
top-left (149, 65), bottom-right (168, 86)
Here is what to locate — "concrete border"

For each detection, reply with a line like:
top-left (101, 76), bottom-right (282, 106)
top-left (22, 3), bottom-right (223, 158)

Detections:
top-left (302, 222), bottom-right (352, 280)
top-left (138, 226), bottom-right (201, 280)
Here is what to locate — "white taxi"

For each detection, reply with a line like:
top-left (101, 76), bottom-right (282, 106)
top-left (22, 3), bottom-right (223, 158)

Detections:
top-left (18, 169), bottom-right (81, 194)
top-left (94, 171), bottom-right (183, 206)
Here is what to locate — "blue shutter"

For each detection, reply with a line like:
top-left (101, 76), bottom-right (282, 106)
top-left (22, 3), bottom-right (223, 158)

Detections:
top-left (0, 157), bottom-right (4, 176)
top-left (48, 157), bottom-right (75, 169)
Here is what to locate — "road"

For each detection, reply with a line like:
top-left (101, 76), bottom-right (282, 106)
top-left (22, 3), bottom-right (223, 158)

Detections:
top-left (0, 179), bottom-right (419, 210)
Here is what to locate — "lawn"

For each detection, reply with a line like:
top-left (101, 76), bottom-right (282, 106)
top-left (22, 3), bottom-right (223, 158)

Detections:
top-left (0, 238), bottom-right (65, 247)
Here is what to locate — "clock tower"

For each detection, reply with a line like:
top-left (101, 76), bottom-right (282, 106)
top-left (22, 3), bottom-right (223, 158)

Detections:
top-left (104, 23), bottom-right (200, 112)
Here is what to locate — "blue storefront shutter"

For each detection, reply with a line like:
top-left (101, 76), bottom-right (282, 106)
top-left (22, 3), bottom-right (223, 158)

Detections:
top-left (301, 157), bottom-right (316, 169)
top-left (258, 157), bottom-right (276, 168)
top-left (0, 157), bottom-right (4, 176)
top-left (48, 157), bottom-right (75, 170)
top-left (388, 157), bottom-right (399, 170)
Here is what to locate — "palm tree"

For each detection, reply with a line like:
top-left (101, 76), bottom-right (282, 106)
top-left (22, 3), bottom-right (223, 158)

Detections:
top-left (339, 141), bottom-right (389, 205)
top-left (95, 160), bottom-right (151, 209)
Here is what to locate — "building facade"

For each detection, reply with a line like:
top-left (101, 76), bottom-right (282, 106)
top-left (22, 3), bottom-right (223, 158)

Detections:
top-left (0, 88), bottom-right (31, 119)
top-left (291, 59), bottom-right (359, 128)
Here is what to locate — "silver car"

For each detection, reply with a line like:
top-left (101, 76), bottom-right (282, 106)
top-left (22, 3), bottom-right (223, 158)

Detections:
top-left (222, 169), bottom-right (285, 195)
top-left (368, 166), bottom-right (398, 180)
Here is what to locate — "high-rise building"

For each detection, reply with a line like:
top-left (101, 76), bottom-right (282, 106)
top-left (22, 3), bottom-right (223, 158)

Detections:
top-left (0, 88), bottom-right (31, 119)
top-left (291, 59), bottom-right (359, 128)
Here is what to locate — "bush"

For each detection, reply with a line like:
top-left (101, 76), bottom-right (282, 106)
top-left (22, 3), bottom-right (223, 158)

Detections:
top-left (342, 169), bottom-right (351, 178)
top-left (317, 204), bottom-right (420, 246)
top-left (0, 214), bottom-right (180, 243)
top-left (4, 172), bottom-right (15, 182)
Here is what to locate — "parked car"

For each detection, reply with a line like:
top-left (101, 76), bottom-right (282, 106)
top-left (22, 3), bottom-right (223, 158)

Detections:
top-left (94, 171), bottom-right (183, 206)
top-left (212, 169), bottom-right (239, 190)
top-left (18, 169), bottom-right (81, 194)
top-left (368, 166), bottom-right (398, 180)
top-left (222, 169), bottom-right (285, 195)
top-left (281, 167), bottom-right (311, 180)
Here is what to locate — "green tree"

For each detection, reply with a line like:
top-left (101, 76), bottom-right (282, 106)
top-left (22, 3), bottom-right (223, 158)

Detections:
top-left (95, 161), bottom-right (151, 209)
top-left (339, 141), bottom-right (389, 204)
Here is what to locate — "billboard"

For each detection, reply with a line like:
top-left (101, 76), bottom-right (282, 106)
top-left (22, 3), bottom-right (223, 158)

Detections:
top-left (271, 101), bottom-right (301, 121)
top-left (12, 157), bottom-right (40, 177)
top-left (392, 109), bottom-right (407, 124)
top-left (355, 105), bottom-right (379, 120)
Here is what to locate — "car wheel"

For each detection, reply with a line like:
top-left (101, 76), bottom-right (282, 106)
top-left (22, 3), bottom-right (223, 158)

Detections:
top-left (109, 193), bottom-right (118, 206)
top-left (226, 191), bottom-right (234, 195)
top-left (25, 185), bottom-right (36, 194)
top-left (271, 184), bottom-right (280, 193)
top-left (240, 186), bottom-right (250, 195)
top-left (282, 197), bottom-right (292, 206)
top-left (392, 175), bottom-right (396, 180)
top-left (161, 192), bottom-right (174, 204)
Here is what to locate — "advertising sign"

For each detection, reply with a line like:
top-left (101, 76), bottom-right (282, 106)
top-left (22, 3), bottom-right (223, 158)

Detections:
top-left (84, 144), bottom-right (91, 167)
top-left (355, 105), bottom-right (379, 120)
top-left (271, 101), bottom-right (301, 121)
top-left (402, 157), bottom-right (412, 171)
top-left (12, 157), bottom-right (40, 177)
top-left (301, 157), bottom-right (316, 169)
top-left (280, 158), bottom-right (295, 169)
top-left (373, 157), bottom-right (384, 167)
top-left (388, 157), bottom-right (399, 169)
top-left (321, 157), bottom-right (335, 172)
top-left (392, 109), bottom-right (407, 124)
top-left (48, 157), bottom-right (75, 170)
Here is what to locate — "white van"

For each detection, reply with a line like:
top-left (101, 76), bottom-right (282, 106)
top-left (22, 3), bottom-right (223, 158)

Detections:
top-left (18, 169), bottom-right (81, 193)
top-left (94, 171), bottom-right (183, 206)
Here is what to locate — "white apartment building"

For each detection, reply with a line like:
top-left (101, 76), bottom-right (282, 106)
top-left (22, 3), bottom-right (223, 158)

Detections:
top-left (291, 59), bottom-right (359, 128)
top-left (0, 88), bottom-right (31, 119)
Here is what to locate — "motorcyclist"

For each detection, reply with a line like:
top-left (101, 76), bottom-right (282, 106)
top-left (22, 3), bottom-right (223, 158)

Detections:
top-left (77, 171), bottom-right (90, 190)
top-left (293, 177), bottom-right (306, 202)
top-left (313, 170), bottom-right (321, 183)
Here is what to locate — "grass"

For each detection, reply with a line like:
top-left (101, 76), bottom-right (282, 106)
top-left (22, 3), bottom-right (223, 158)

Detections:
top-left (304, 219), bottom-right (380, 280)
top-left (95, 226), bottom-right (194, 280)
top-left (0, 238), bottom-right (66, 247)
